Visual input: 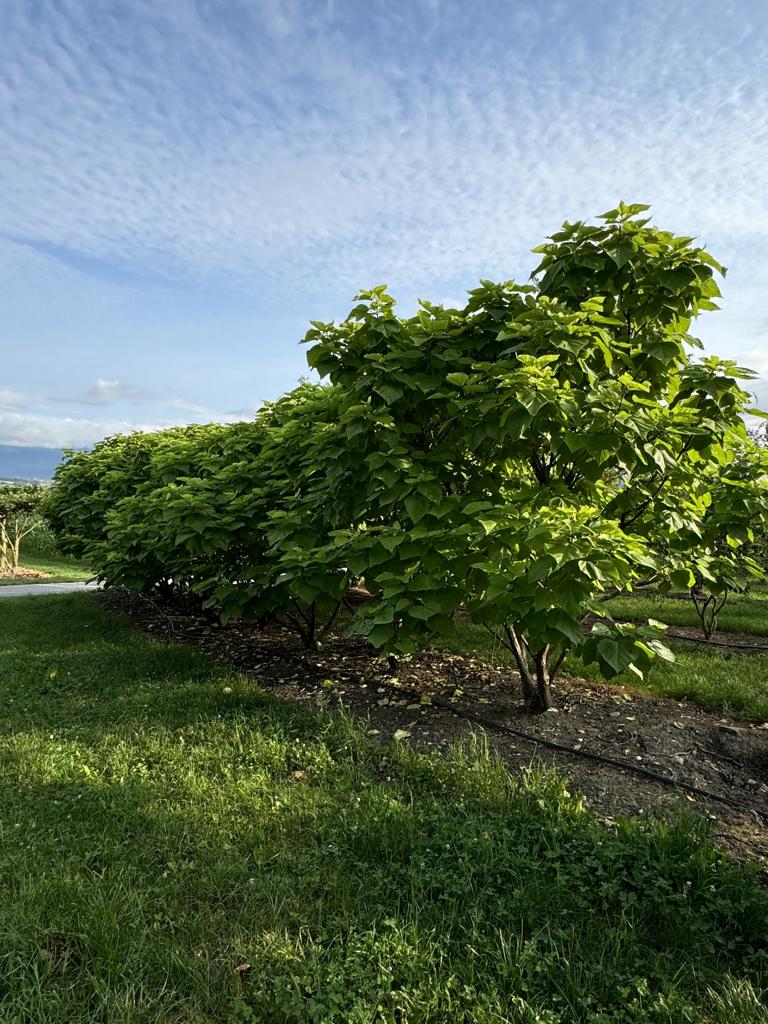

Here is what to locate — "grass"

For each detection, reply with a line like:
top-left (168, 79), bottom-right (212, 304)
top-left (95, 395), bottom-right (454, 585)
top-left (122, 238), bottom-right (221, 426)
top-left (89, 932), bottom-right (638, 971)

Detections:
top-left (442, 622), bottom-right (768, 723)
top-left (603, 589), bottom-right (768, 637)
top-left (0, 594), bottom-right (766, 1023)
top-left (0, 555), bottom-right (93, 586)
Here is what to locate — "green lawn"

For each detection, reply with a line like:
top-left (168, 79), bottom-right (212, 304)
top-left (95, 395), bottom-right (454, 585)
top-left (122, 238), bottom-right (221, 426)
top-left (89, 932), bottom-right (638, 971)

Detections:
top-left (0, 594), bottom-right (766, 1023)
top-left (442, 622), bottom-right (768, 723)
top-left (0, 555), bottom-right (93, 586)
top-left (603, 590), bottom-right (768, 637)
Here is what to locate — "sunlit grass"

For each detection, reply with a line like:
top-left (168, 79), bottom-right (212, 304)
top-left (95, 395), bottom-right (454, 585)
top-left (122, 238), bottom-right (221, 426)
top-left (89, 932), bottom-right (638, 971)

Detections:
top-left (603, 589), bottom-right (768, 637)
top-left (0, 594), bottom-right (765, 1022)
top-left (0, 555), bottom-right (92, 586)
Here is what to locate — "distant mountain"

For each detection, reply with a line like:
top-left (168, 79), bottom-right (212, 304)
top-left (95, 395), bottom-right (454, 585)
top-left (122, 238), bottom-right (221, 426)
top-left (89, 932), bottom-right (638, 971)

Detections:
top-left (0, 445), bottom-right (67, 482)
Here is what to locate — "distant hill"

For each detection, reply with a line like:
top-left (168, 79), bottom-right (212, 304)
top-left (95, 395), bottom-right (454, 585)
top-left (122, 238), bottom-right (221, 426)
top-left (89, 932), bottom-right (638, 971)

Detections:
top-left (0, 445), bottom-right (67, 482)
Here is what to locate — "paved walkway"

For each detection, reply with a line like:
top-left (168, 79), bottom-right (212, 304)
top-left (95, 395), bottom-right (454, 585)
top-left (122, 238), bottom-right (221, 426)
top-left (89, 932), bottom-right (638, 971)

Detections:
top-left (0, 581), bottom-right (99, 598)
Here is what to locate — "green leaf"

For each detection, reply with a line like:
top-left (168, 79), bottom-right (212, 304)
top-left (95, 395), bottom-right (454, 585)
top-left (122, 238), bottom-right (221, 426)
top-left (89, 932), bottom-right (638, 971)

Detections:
top-left (374, 383), bottom-right (404, 404)
top-left (547, 609), bottom-right (584, 645)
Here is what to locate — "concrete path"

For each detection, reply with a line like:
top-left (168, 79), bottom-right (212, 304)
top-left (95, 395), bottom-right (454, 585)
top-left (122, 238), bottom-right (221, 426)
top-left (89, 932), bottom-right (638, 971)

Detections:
top-left (0, 581), bottom-right (99, 598)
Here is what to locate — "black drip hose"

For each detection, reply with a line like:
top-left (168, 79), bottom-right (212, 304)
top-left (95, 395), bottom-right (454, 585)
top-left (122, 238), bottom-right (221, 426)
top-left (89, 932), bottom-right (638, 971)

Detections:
top-left (343, 672), bottom-right (767, 822)
top-left (128, 593), bottom-right (768, 825)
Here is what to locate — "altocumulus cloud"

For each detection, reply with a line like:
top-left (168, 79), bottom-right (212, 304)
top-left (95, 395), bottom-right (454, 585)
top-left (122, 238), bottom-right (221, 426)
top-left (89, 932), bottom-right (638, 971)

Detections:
top-left (0, 411), bottom-right (166, 450)
top-left (1, 0), bottom-right (766, 289)
top-left (0, 0), bottom-right (767, 445)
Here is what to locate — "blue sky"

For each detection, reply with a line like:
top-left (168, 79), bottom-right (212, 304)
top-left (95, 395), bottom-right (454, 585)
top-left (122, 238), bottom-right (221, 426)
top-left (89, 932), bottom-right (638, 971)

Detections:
top-left (1, 0), bottom-right (767, 448)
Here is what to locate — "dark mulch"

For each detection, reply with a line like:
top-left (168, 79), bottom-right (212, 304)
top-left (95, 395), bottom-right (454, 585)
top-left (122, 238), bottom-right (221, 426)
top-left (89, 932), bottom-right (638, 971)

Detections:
top-left (100, 590), bottom-right (768, 867)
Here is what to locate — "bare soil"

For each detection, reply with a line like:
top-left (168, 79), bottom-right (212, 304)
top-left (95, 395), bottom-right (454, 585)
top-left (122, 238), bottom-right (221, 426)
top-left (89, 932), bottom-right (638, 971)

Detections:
top-left (100, 590), bottom-right (768, 868)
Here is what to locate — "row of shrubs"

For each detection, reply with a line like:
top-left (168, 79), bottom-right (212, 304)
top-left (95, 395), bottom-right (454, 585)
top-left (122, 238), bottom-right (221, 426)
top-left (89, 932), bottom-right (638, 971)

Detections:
top-left (45, 205), bottom-right (768, 710)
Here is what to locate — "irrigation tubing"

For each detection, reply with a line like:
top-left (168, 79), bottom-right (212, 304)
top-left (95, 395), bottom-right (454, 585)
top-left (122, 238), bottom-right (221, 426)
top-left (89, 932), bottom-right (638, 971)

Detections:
top-left (130, 593), bottom-right (767, 824)
top-left (346, 672), bottom-right (767, 822)
top-left (663, 633), bottom-right (768, 652)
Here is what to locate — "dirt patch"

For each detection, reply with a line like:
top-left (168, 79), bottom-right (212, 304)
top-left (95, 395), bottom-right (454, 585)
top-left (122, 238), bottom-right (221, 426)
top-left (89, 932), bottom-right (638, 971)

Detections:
top-left (100, 590), bottom-right (768, 868)
top-left (0, 566), bottom-right (51, 581)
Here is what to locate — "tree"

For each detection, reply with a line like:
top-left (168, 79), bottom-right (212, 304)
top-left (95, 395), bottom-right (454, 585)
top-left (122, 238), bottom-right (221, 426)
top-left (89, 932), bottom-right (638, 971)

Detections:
top-left (46, 384), bottom-right (353, 647)
top-left (0, 483), bottom-right (45, 572)
top-left (305, 204), bottom-right (766, 709)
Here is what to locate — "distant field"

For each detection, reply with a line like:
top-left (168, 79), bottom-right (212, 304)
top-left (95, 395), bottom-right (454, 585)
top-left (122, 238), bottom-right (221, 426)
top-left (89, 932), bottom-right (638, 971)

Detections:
top-left (0, 555), bottom-right (92, 586)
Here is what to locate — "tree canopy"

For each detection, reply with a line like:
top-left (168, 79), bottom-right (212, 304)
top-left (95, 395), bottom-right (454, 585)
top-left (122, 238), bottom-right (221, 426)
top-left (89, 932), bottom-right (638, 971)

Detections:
top-left (0, 482), bottom-right (46, 571)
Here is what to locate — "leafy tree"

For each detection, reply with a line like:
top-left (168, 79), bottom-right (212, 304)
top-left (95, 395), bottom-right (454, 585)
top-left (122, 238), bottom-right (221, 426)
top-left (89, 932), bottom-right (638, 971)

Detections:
top-left (672, 438), bottom-right (768, 636)
top-left (305, 204), bottom-right (766, 709)
top-left (47, 385), bottom-right (352, 647)
top-left (0, 483), bottom-right (45, 571)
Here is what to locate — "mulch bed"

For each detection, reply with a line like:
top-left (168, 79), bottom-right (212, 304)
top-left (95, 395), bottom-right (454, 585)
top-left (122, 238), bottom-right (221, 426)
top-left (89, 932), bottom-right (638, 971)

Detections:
top-left (100, 590), bottom-right (768, 868)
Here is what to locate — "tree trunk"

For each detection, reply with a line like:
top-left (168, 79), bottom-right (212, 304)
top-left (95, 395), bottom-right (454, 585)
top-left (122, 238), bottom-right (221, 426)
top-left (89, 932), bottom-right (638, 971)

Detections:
top-left (531, 646), bottom-right (553, 711)
top-left (0, 522), bottom-right (9, 571)
top-left (504, 623), bottom-right (537, 705)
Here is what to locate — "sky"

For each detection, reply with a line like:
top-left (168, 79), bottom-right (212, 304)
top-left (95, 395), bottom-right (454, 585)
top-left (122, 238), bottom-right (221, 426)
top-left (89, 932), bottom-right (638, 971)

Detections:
top-left (1, 0), bottom-right (767, 449)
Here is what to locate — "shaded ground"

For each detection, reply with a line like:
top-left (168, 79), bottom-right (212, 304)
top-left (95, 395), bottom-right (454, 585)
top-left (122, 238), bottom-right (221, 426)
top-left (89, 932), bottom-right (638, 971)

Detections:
top-left (102, 590), bottom-right (768, 868)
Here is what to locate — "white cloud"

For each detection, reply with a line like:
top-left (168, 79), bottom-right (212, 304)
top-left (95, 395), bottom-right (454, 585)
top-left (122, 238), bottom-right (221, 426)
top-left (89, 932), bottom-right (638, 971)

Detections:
top-left (0, 0), bottom-right (767, 433)
top-left (82, 379), bottom-right (144, 405)
top-left (162, 397), bottom-right (213, 415)
top-left (0, 411), bottom-right (166, 449)
top-left (1, 0), bottom-right (765, 294)
top-left (0, 387), bottom-right (25, 407)
top-left (47, 378), bottom-right (145, 406)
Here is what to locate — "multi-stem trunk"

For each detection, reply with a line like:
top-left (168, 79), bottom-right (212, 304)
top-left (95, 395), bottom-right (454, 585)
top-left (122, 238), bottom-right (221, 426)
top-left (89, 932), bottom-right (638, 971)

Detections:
top-left (503, 625), bottom-right (553, 712)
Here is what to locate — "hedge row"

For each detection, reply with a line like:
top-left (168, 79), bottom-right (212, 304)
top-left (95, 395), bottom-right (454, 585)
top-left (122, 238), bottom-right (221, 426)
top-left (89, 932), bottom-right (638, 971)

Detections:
top-left (45, 205), bottom-right (768, 710)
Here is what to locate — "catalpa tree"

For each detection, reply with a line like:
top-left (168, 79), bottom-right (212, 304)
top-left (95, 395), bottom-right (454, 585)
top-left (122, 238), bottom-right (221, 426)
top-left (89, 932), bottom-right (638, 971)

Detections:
top-left (305, 204), bottom-right (768, 709)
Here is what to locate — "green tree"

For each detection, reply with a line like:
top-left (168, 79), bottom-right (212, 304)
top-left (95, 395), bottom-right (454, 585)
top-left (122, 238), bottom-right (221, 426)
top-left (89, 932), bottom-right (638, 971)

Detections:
top-left (0, 483), bottom-right (45, 571)
top-left (305, 204), bottom-right (766, 709)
